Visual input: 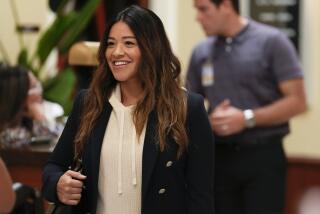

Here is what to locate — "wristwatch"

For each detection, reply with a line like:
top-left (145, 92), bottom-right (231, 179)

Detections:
top-left (243, 109), bottom-right (255, 128)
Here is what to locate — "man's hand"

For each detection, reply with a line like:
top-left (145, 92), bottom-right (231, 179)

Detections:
top-left (210, 99), bottom-right (245, 136)
top-left (57, 170), bottom-right (86, 205)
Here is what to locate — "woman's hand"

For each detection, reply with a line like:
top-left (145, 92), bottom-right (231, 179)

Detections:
top-left (24, 72), bottom-right (46, 121)
top-left (57, 170), bottom-right (86, 205)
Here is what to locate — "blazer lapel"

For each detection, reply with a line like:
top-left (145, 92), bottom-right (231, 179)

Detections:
top-left (85, 102), bottom-right (112, 213)
top-left (142, 110), bottom-right (159, 203)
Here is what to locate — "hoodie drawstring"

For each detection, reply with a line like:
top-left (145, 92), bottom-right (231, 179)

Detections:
top-left (117, 110), bottom-right (125, 195)
top-left (131, 126), bottom-right (137, 186)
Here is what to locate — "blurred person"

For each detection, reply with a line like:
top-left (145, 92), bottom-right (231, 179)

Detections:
top-left (0, 66), bottom-right (31, 147)
top-left (25, 71), bottom-right (64, 137)
top-left (0, 157), bottom-right (16, 213)
top-left (42, 5), bottom-right (214, 214)
top-left (0, 66), bottom-right (61, 147)
top-left (186, 0), bottom-right (306, 213)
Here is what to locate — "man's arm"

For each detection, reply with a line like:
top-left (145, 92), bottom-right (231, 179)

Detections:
top-left (251, 30), bottom-right (306, 127)
top-left (211, 78), bottom-right (306, 136)
top-left (254, 78), bottom-right (306, 126)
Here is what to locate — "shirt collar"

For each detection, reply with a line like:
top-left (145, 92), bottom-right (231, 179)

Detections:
top-left (216, 18), bottom-right (251, 45)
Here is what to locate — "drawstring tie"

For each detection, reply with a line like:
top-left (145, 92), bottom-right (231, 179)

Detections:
top-left (131, 126), bottom-right (137, 186)
top-left (110, 85), bottom-right (138, 195)
top-left (117, 110), bottom-right (124, 195)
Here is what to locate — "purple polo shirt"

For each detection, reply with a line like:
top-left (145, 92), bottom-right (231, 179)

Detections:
top-left (186, 20), bottom-right (303, 142)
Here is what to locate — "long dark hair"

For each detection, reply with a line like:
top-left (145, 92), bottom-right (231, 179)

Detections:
top-left (0, 66), bottom-right (29, 131)
top-left (75, 5), bottom-right (188, 157)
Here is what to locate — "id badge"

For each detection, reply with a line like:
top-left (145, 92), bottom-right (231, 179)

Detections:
top-left (201, 60), bottom-right (214, 87)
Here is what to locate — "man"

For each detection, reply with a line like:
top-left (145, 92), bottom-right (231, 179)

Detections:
top-left (186, 0), bottom-right (306, 213)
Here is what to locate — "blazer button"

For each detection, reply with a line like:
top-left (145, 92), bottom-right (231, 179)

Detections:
top-left (158, 188), bottom-right (166, 194)
top-left (166, 161), bottom-right (173, 167)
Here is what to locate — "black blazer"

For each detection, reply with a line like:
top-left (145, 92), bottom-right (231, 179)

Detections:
top-left (42, 90), bottom-right (214, 214)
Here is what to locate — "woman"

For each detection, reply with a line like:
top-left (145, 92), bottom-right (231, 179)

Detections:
top-left (42, 5), bottom-right (214, 214)
top-left (0, 66), bottom-right (57, 147)
top-left (0, 66), bottom-right (31, 147)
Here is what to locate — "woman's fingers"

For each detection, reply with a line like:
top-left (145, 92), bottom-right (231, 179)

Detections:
top-left (57, 170), bottom-right (86, 205)
top-left (66, 170), bottom-right (86, 180)
top-left (67, 199), bottom-right (82, 206)
top-left (57, 192), bottom-right (82, 205)
top-left (62, 186), bottom-right (83, 194)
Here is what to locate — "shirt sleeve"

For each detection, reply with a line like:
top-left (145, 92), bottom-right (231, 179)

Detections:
top-left (268, 31), bottom-right (303, 82)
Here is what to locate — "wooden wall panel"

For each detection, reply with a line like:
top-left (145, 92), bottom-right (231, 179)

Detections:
top-left (285, 158), bottom-right (320, 214)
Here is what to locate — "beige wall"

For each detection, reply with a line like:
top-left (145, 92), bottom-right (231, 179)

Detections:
top-left (0, 0), bottom-right (48, 65)
top-left (150, 0), bottom-right (204, 80)
top-left (151, 0), bottom-right (320, 158)
top-left (284, 1), bottom-right (320, 158)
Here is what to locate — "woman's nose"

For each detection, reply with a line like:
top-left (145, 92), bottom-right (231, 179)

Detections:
top-left (113, 44), bottom-right (125, 57)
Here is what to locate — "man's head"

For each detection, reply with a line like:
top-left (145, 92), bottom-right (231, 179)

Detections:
top-left (194, 0), bottom-right (240, 36)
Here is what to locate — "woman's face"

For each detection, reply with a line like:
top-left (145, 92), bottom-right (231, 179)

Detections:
top-left (106, 21), bottom-right (142, 85)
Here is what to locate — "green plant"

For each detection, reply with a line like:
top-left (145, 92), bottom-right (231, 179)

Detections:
top-left (3, 0), bottom-right (101, 114)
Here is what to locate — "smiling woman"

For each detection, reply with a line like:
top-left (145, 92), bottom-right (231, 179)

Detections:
top-left (42, 5), bottom-right (214, 214)
top-left (106, 21), bottom-right (142, 93)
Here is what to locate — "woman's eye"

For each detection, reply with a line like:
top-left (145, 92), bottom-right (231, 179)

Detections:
top-left (107, 41), bottom-right (115, 47)
top-left (125, 41), bottom-right (135, 46)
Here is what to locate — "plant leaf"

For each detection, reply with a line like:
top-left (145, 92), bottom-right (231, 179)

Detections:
top-left (43, 67), bottom-right (76, 114)
top-left (17, 48), bottom-right (29, 68)
top-left (34, 12), bottom-right (78, 64)
top-left (58, 0), bottom-right (101, 53)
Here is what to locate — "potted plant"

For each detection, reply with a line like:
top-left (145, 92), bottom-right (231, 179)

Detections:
top-left (2, 0), bottom-right (100, 114)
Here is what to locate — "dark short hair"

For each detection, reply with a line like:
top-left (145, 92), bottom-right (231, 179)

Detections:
top-left (0, 66), bottom-right (29, 130)
top-left (211, 0), bottom-right (239, 14)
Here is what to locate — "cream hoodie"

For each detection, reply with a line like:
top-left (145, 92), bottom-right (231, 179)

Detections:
top-left (97, 85), bottom-right (146, 214)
